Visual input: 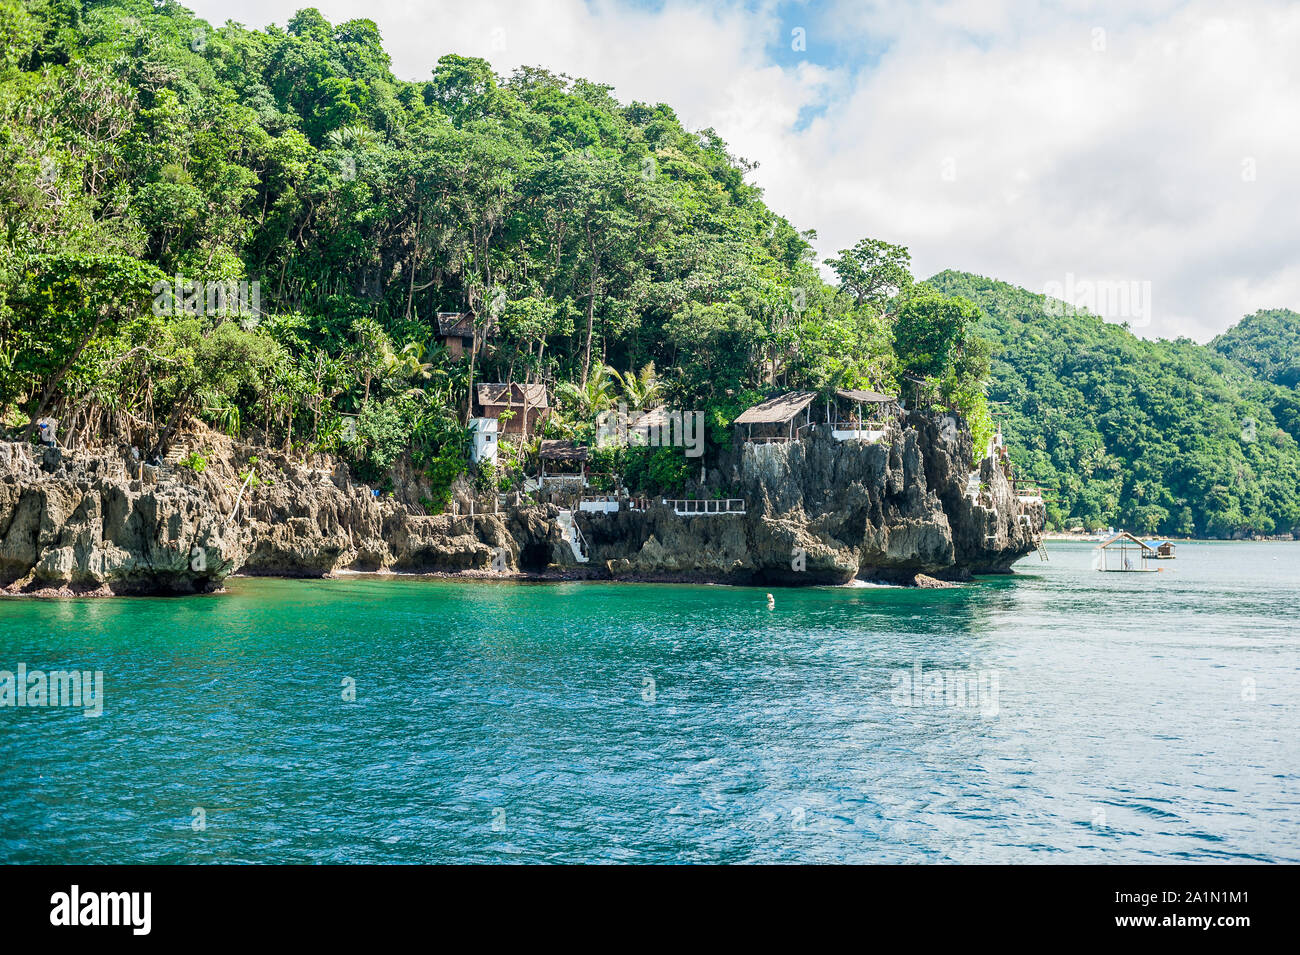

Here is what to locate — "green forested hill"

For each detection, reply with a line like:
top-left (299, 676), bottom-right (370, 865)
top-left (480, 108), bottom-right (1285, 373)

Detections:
top-left (1211, 309), bottom-right (1300, 390)
top-left (925, 271), bottom-right (1300, 537)
top-left (2, 0), bottom-right (950, 501)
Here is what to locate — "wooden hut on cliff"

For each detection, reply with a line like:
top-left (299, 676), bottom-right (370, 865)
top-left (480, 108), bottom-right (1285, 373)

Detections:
top-left (827, 388), bottom-right (899, 441)
top-left (436, 312), bottom-right (496, 361)
top-left (475, 383), bottom-right (548, 438)
top-left (734, 392), bottom-right (816, 444)
top-left (537, 440), bottom-right (589, 489)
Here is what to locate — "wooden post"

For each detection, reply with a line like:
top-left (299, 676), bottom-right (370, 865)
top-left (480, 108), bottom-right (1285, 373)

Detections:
top-left (521, 383), bottom-right (530, 440)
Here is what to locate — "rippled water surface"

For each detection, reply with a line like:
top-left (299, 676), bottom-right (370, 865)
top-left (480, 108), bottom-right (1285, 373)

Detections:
top-left (2, 541), bottom-right (1297, 863)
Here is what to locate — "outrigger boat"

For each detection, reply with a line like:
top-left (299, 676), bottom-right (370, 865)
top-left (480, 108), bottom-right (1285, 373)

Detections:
top-left (1094, 532), bottom-right (1163, 572)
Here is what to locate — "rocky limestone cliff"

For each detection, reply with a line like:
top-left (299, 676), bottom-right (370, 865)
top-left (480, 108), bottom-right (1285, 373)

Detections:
top-left (0, 413), bottom-right (1042, 595)
top-left (0, 441), bottom-right (236, 594)
top-left (584, 412), bottom-right (1041, 584)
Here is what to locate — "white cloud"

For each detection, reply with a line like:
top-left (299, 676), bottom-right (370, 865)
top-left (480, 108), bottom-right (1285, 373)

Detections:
top-left (186, 0), bottom-right (1300, 340)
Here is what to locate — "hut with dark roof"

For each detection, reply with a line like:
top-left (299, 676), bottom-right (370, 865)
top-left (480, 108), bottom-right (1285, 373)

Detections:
top-left (474, 382), bottom-right (549, 438)
top-left (436, 312), bottom-right (493, 361)
top-left (537, 440), bottom-right (589, 485)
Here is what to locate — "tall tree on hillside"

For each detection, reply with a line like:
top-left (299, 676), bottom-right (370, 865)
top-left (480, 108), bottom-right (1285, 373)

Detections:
top-left (825, 238), bottom-right (913, 308)
top-left (417, 123), bottom-right (523, 417)
top-left (11, 252), bottom-right (162, 441)
top-left (891, 289), bottom-right (982, 378)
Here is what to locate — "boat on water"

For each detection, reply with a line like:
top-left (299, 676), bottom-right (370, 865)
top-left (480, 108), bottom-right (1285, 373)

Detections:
top-left (1076, 526), bottom-right (1114, 543)
top-left (1094, 532), bottom-right (1163, 572)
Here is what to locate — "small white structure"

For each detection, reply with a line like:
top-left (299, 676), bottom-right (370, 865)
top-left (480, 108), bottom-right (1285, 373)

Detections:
top-left (986, 424), bottom-right (1006, 461)
top-left (469, 417), bottom-right (498, 464)
top-left (831, 424), bottom-right (888, 443)
top-left (578, 496), bottom-right (620, 513)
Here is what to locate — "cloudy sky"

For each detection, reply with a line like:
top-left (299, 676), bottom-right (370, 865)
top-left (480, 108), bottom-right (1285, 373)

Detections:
top-left (187, 0), bottom-right (1299, 341)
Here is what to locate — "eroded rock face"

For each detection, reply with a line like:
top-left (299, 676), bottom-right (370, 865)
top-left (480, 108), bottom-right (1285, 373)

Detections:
top-left (0, 438), bottom-right (569, 593)
top-left (577, 413), bottom-right (1041, 585)
top-left (0, 412), bottom-right (1042, 595)
top-left (0, 443), bottom-right (236, 594)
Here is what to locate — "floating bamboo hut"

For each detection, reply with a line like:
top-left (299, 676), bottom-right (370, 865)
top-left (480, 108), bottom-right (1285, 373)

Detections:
top-left (1095, 532), bottom-right (1161, 572)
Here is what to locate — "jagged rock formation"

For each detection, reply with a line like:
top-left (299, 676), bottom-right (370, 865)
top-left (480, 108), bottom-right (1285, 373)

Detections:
top-left (0, 436), bottom-right (572, 594)
top-left (0, 413), bottom-right (1042, 595)
top-left (583, 413), bottom-right (1041, 584)
top-left (0, 442), bottom-right (236, 594)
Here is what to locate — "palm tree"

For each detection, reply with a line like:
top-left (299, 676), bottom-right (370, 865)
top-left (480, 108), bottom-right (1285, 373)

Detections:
top-left (380, 341), bottom-right (434, 396)
top-left (542, 404), bottom-right (577, 439)
top-left (326, 125), bottom-right (383, 151)
top-left (612, 362), bottom-right (661, 410)
top-left (555, 362), bottom-right (617, 419)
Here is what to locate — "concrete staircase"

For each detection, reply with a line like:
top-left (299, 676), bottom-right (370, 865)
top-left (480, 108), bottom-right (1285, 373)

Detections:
top-left (556, 509), bottom-right (589, 563)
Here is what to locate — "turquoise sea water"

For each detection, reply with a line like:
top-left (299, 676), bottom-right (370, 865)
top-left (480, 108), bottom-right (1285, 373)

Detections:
top-left (1, 541), bottom-right (1297, 864)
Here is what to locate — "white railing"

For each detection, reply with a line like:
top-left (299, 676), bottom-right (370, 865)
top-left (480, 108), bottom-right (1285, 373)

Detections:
top-left (662, 498), bottom-right (746, 516)
top-left (831, 428), bottom-right (888, 443)
top-left (572, 517), bottom-right (589, 558)
top-left (578, 495), bottom-right (620, 513)
top-left (1015, 484), bottom-right (1046, 504)
top-left (829, 420), bottom-right (891, 443)
top-left (829, 420), bottom-right (889, 431)
top-left (227, 467), bottom-right (258, 532)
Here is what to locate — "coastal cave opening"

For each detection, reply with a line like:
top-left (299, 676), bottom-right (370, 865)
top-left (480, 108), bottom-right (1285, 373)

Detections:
top-left (518, 542), bottom-right (552, 573)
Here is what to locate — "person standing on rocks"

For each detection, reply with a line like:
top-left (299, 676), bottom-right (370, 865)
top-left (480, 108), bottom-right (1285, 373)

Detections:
top-left (36, 417), bottom-right (58, 449)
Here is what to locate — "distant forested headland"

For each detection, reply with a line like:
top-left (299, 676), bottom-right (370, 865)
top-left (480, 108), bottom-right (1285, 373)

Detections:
top-left (928, 273), bottom-right (1300, 538)
top-left (1, 1), bottom-right (1295, 539)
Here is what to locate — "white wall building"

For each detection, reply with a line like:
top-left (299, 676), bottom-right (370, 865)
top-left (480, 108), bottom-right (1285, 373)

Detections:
top-left (469, 417), bottom-right (498, 464)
